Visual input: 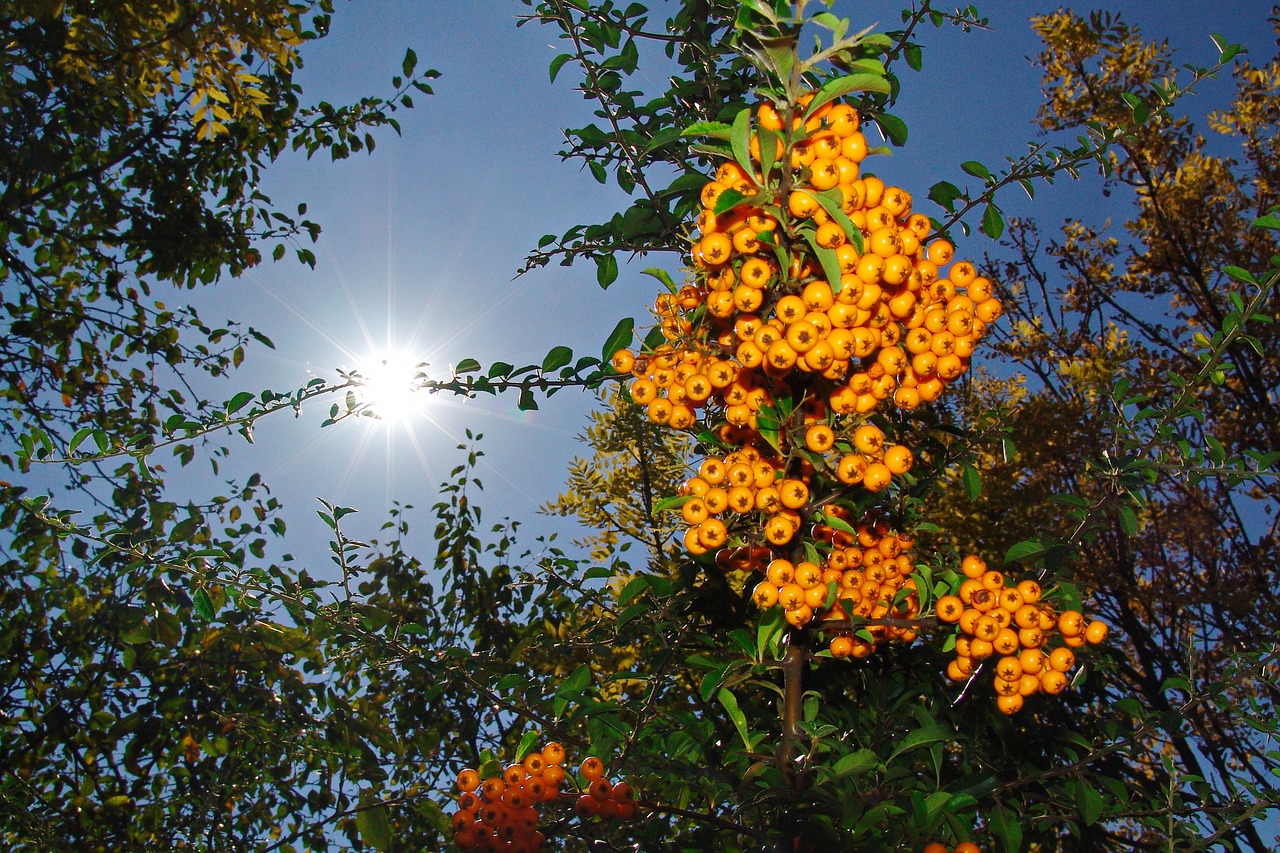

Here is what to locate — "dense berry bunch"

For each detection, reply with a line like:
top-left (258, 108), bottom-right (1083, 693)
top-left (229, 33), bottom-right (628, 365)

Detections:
top-left (935, 555), bottom-right (1108, 713)
top-left (451, 743), bottom-right (635, 851)
top-left (613, 89), bottom-right (1104, 713)
top-left (749, 510), bottom-right (921, 653)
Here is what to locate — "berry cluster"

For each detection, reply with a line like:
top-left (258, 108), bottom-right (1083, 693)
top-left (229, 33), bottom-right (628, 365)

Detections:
top-left (749, 511), bottom-right (922, 654)
top-left (614, 89), bottom-right (1103, 713)
top-left (612, 94), bottom-right (995, 557)
top-left (450, 743), bottom-right (635, 852)
top-left (936, 555), bottom-right (1108, 713)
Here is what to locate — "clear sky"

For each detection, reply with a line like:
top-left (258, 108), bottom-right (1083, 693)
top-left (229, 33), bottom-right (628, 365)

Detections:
top-left (172, 1), bottom-right (1275, 576)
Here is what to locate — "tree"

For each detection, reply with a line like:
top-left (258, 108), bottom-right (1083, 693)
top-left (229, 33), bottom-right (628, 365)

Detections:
top-left (1, 1), bottom-right (442, 848)
top-left (3, 2), bottom-right (1278, 852)
top-left (927, 10), bottom-right (1280, 848)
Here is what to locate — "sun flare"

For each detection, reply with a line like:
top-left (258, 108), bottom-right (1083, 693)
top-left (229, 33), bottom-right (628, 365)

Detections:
top-left (351, 353), bottom-right (431, 424)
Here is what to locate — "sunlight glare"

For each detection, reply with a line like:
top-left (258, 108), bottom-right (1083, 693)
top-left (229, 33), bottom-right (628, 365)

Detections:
top-left (352, 353), bottom-right (431, 425)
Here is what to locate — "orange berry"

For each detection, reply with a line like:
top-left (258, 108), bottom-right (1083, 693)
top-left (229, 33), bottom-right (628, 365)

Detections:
top-left (1048, 646), bottom-right (1076, 673)
top-left (580, 756), bottom-right (605, 781)
top-left (883, 444), bottom-right (913, 475)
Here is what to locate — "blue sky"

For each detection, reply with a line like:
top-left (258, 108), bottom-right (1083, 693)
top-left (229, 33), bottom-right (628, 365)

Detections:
top-left (173, 1), bottom-right (1275, 574)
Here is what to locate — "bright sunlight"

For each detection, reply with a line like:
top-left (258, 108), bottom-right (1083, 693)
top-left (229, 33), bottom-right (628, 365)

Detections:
top-left (351, 353), bottom-right (431, 424)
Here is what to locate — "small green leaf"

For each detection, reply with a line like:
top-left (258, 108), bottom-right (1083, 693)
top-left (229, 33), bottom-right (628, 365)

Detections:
top-left (192, 588), bottom-right (216, 620)
top-left (873, 112), bottom-right (908, 146)
top-left (596, 252), bottom-right (618, 288)
top-left (455, 358), bottom-right (481, 373)
top-left (903, 42), bottom-right (923, 71)
top-left (833, 748), bottom-right (877, 777)
top-left (640, 267), bottom-right (677, 291)
top-left (805, 72), bottom-right (891, 117)
top-left (990, 804), bottom-right (1024, 853)
top-left (981, 203), bottom-right (1005, 240)
top-left (1076, 780), bottom-right (1104, 826)
top-left (961, 464), bottom-right (981, 500)
top-left (928, 180), bottom-right (964, 212)
top-left (960, 160), bottom-right (991, 180)
top-left (514, 730), bottom-right (540, 763)
top-left (226, 391), bottom-right (254, 415)
top-left (554, 664), bottom-right (592, 718)
top-left (549, 53), bottom-right (573, 83)
top-left (68, 428), bottom-right (96, 455)
top-left (729, 107), bottom-right (754, 178)
top-left (542, 346), bottom-right (573, 372)
top-left (601, 317), bottom-right (635, 362)
top-left (888, 722), bottom-right (947, 762)
top-left (676, 120), bottom-right (733, 142)
top-left (356, 796), bottom-right (392, 850)
top-left (652, 495), bottom-right (692, 513)
top-left (717, 688), bottom-right (752, 752)
top-left (715, 187), bottom-right (748, 216)
top-left (1004, 539), bottom-right (1046, 564)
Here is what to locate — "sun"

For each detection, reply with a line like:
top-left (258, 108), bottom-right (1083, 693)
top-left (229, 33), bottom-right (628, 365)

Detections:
top-left (350, 352), bottom-right (431, 424)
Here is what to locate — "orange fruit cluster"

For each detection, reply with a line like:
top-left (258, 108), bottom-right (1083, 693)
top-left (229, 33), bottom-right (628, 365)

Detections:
top-left (935, 555), bottom-right (1109, 713)
top-left (451, 744), bottom-right (635, 852)
top-left (612, 92), bottom-right (1001, 565)
top-left (750, 511), bottom-right (922, 656)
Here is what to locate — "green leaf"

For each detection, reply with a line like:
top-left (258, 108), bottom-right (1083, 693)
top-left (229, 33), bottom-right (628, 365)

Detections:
top-left (902, 40), bottom-right (924, 70)
top-left (928, 180), bottom-right (964, 212)
top-left (960, 160), bottom-right (991, 181)
top-left (961, 464), bottom-right (981, 500)
top-left (989, 804), bottom-right (1024, 853)
top-left (1120, 91), bottom-right (1150, 125)
top-left (1253, 211), bottom-right (1280, 230)
top-left (454, 358), bottom-right (481, 373)
top-left (888, 722), bottom-right (947, 762)
top-left (873, 112), bottom-right (908, 146)
top-left (729, 107), bottom-right (754, 179)
top-left (1076, 780), bottom-right (1104, 825)
top-left (981, 203), bottom-right (1005, 240)
top-left (651, 495), bottom-right (692, 513)
top-left (717, 688), bottom-right (752, 752)
top-left (1222, 265), bottom-right (1256, 284)
top-left (356, 795), bottom-right (392, 850)
top-left (805, 72), bottom-right (891, 117)
top-left (1116, 504), bottom-right (1139, 537)
top-left (549, 53), bottom-right (573, 83)
top-left (801, 230), bottom-right (844, 296)
top-left (1004, 539), bottom-right (1046, 563)
top-left (192, 588), bottom-right (216, 620)
top-left (226, 391), bottom-right (254, 415)
top-left (542, 346), bottom-right (573, 372)
top-left (640, 267), bottom-right (677, 291)
top-left (596, 252), bottom-right (618, 288)
top-left (679, 120), bottom-right (733, 141)
top-left (402, 47), bottom-right (417, 78)
top-left (715, 187), bottom-right (748, 216)
top-left (812, 188), bottom-right (862, 253)
top-left (832, 748), bottom-right (877, 777)
top-left (68, 427), bottom-right (97, 455)
top-left (601, 317), bottom-right (635, 363)
top-left (555, 664), bottom-right (591, 718)
top-left (514, 730), bottom-right (540, 763)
